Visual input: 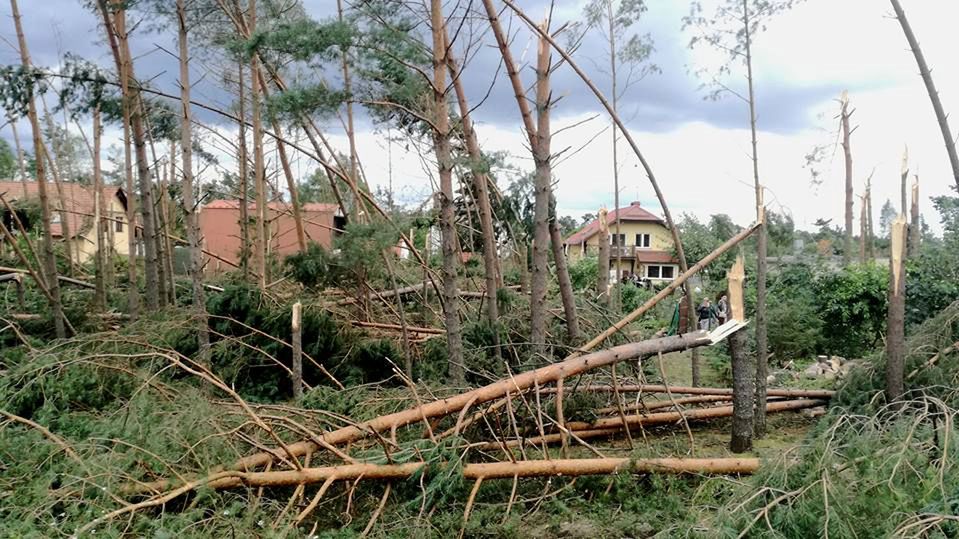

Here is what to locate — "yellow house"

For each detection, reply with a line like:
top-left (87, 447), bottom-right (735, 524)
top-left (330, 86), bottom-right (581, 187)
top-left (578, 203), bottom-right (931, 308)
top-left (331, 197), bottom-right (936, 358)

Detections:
top-left (564, 201), bottom-right (679, 282)
top-left (1, 181), bottom-right (133, 264)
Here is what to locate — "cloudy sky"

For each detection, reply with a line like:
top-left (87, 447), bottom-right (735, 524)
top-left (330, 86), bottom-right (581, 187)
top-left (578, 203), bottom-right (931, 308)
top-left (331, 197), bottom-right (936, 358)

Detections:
top-left (2, 0), bottom-right (958, 234)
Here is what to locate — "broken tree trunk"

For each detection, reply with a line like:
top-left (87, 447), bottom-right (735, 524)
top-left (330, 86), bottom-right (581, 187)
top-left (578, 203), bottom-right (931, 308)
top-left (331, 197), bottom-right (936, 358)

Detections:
top-left (886, 215), bottom-right (907, 404)
top-left (909, 177), bottom-right (920, 257)
top-left (840, 91), bottom-right (854, 266)
top-left (727, 256), bottom-right (754, 453)
top-left (597, 208), bottom-right (610, 306)
top-left (291, 301), bottom-right (303, 400)
top-left (890, 0), bottom-right (959, 194)
top-left (544, 385), bottom-right (835, 399)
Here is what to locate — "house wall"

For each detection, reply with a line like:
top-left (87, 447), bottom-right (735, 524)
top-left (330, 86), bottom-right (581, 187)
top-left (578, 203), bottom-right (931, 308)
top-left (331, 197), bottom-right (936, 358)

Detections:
top-left (568, 221), bottom-right (675, 279)
top-left (70, 196), bottom-right (131, 264)
top-left (200, 207), bottom-right (335, 273)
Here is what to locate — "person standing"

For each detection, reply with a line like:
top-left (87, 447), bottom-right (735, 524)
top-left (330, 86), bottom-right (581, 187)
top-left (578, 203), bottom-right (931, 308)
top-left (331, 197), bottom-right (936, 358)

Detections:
top-left (697, 298), bottom-right (715, 330)
top-left (716, 294), bottom-right (729, 325)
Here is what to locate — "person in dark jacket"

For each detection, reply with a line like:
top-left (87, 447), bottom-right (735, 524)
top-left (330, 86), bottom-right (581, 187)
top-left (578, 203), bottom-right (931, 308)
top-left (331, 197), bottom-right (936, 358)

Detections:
top-left (697, 298), bottom-right (716, 330)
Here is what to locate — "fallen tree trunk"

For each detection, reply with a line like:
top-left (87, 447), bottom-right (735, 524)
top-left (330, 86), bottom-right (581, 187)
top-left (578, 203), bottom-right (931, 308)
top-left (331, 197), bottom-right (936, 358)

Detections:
top-left (482, 399), bottom-right (825, 449)
top-left (134, 330), bottom-right (723, 493)
top-left (350, 320), bottom-right (445, 335)
top-left (547, 384), bottom-right (835, 399)
top-left (594, 395), bottom-right (734, 415)
top-left (161, 457), bottom-right (762, 492)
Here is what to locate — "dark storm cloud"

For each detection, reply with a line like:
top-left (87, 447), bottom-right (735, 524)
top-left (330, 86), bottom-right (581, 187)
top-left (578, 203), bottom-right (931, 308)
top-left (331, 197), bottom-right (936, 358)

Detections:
top-left (1, 0), bottom-right (839, 147)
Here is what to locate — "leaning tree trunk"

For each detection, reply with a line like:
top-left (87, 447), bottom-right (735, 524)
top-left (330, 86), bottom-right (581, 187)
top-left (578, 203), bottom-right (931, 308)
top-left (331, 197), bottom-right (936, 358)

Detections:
top-left (430, 0), bottom-right (465, 384)
top-left (742, 0), bottom-right (768, 437)
top-left (840, 92), bottom-right (854, 266)
top-left (177, 0), bottom-right (211, 363)
top-left (530, 25), bottom-right (553, 358)
top-left (889, 0), bottom-right (959, 195)
top-left (597, 208), bottom-right (610, 306)
top-left (11, 120), bottom-right (29, 198)
top-left (886, 216), bottom-right (907, 404)
top-left (11, 0), bottom-right (65, 337)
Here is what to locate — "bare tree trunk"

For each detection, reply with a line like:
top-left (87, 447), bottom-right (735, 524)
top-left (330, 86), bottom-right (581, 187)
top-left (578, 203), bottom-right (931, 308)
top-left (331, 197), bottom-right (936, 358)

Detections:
top-left (446, 36), bottom-right (502, 358)
top-left (162, 141), bottom-right (176, 303)
top-left (530, 24), bottom-right (553, 358)
top-left (901, 151), bottom-right (909, 217)
top-left (10, 0), bottom-right (65, 338)
top-left (597, 208), bottom-right (610, 306)
top-left (886, 216), bottom-right (907, 404)
top-left (249, 0), bottom-right (268, 290)
top-left (550, 201), bottom-right (580, 344)
top-left (337, 0), bottom-right (365, 217)
top-left (93, 105), bottom-right (106, 311)
top-left (890, 0), bottom-right (959, 194)
top-left (607, 0), bottom-right (623, 310)
top-left (109, 0), bottom-right (160, 309)
top-left (291, 301), bottom-right (303, 399)
top-left (909, 177), bottom-right (920, 257)
top-left (742, 0), bottom-right (768, 437)
top-left (859, 196), bottom-right (869, 264)
top-left (38, 102), bottom-right (75, 275)
top-left (237, 60), bottom-right (250, 280)
top-left (96, 0), bottom-right (139, 318)
top-left (727, 256), bottom-right (753, 452)
top-left (430, 0), bottom-right (465, 383)
top-left (866, 177), bottom-right (875, 262)
top-left (840, 92), bottom-right (854, 266)
top-left (177, 0), bottom-right (211, 363)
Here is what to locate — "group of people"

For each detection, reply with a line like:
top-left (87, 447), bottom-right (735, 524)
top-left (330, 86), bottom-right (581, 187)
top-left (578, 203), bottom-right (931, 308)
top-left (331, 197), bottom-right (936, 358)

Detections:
top-left (697, 295), bottom-right (729, 330)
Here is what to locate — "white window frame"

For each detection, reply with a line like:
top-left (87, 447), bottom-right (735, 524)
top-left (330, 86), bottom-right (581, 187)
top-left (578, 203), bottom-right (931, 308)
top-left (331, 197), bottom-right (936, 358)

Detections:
top-left (635, 233), bottom-right (651, 249)
top-left (645, 264), bottom-right (677, 281)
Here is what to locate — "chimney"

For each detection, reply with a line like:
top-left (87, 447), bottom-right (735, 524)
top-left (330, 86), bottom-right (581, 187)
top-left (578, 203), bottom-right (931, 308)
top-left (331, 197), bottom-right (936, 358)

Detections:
top-left (630, 201), bottom-right (642, 206)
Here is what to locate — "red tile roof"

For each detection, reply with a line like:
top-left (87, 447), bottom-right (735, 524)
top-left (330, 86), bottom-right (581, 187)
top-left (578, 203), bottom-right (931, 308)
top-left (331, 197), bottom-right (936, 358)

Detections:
top-left (204, 199), bottom-right (339, 213)
top-left (0, 181), bottom-right (125, 239)
top-left (564, 202), bottom-right (665, 245)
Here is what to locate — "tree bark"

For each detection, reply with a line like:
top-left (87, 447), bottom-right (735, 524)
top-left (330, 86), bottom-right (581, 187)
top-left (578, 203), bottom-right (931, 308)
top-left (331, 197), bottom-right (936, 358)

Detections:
top-left (115, 3), bottom-right (161, 310)
top-left (607, 0), bottom-right (623, 309)
top-left (886, 216), bottom-right (907, 404)
top-left (430, 0), bottom-right (465, 384)
top-left (866, 178), bottom-right (875, 261)
top-left (446, 32), bottom-right (502, 359)
top-left (10, 120), bottom-right (28, 198)
top-left (727, 255), bottom-right (754, 452)
top-left (859, 195), bottom-right (867, 264)
top-left (10, 0), bottom-right (66, 338)
top-left (291, 301), bottom-right (303, 399)
top-left (840, 93), bottom-right (854, 266)
top-left (530, 24), bottom-right (553, 358)
top-left (177, 0), bottom-right (211, 363)
top-left (597, 208), bottom-right (610, 306)
top-left (550, 201), bottom-right (580, 344)
top-left (742, 0), bottom-right (768, 437)
top-left (237, 60), bottom-right (250, 280)
top-left (249, 0), bottom-right (268, 290)
top-left (889, 0), bottom-right (959, 195)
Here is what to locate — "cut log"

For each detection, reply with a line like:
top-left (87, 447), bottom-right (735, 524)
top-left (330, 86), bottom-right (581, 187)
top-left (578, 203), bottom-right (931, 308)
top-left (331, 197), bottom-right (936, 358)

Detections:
top-left (594, 395), bottom-right (733, 415)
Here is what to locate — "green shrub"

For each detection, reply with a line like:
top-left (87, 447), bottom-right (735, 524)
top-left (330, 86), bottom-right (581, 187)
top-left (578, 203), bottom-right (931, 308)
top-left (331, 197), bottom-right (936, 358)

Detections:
top-left (284, 241), bottom-right (335, 289)
top-left (813, 263), bottom-right (887, 358)
top-left (568, 255), bottom-right (598, 291)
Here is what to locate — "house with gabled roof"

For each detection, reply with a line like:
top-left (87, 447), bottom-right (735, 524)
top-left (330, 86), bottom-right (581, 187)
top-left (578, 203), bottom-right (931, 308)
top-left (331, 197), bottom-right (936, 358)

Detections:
top-left (0, 180), bottom-right (133, 265)
top-left (563, 201), bottom-right (679, 282)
